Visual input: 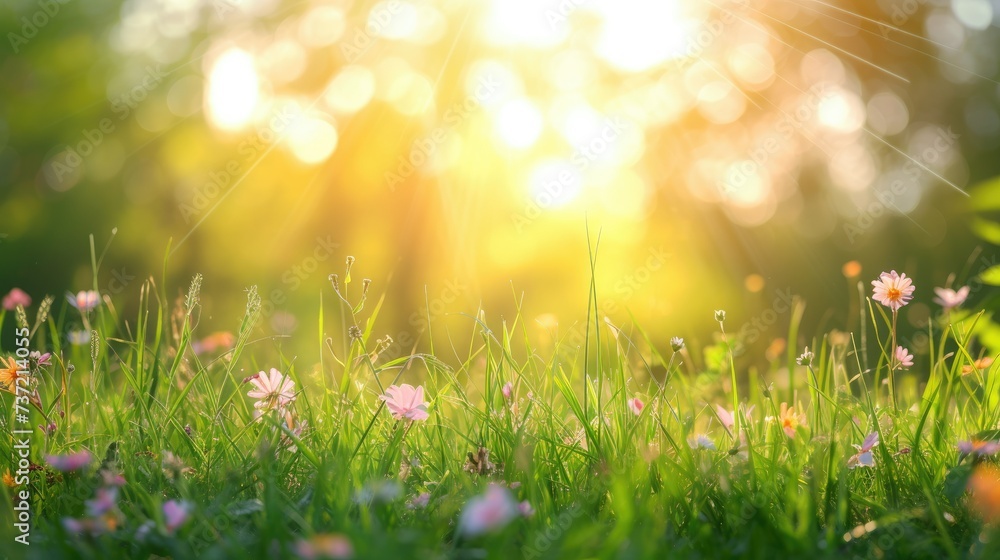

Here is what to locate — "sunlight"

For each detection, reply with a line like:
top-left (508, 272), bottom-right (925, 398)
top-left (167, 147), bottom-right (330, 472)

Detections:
top-left (206, 48), bottom-right (260, 132)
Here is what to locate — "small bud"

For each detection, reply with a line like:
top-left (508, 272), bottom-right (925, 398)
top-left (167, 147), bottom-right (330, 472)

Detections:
top-left (670, 337), bottom-right (684, 352)
top-left (714, 309), bottom-right (726, 322)
top-left (796, 347), bottom-right (814, 367)
top-left (349, 325), bottom-right (363, 339)
top-left (345, 256), bottom-right (355, 283)
top-left (362, 278), bottom-right (372, 298)
top-left (329, 274), bottom-right (340, 294)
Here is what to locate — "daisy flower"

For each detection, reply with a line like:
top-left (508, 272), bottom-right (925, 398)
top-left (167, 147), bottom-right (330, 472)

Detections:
top-left (933, 286), bottom-right (969, 311)
top-left (246, 368), bottom-right (296, 412)
top-left (796, 347), bottom-right (814, 366)
top-left (0, 356), bottom-right (22, 389)
top-left (894, 346), bottom-right (914, 369)
top-left (871, 270), bottom-right (914, 311)
top-left (778, 402), bottom-right (806, 438)
top-left (380, 384), bottom-right (429, 421)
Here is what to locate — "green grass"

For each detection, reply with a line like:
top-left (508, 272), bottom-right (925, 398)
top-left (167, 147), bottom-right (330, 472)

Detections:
top-left (2, 251), bottom-right (1000, 559)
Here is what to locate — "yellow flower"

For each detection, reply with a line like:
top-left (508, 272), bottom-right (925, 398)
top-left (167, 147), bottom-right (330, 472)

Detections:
top-left (779, 402), bottom-right (806, 438)
top-left (2, 471), bottom-right (16, 488)
top-left (0, 356), bottom-right (20, 389)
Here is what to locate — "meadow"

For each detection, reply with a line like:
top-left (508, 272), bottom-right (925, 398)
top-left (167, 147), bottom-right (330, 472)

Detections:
top-left (1, 252), bottom-right (999, 560)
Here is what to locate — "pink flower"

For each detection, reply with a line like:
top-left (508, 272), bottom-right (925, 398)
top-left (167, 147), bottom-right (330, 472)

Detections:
top-left (163, 500), bottom-right (190, 533)
top-left (246, 368), bottom-right (296, 412)
top-left (519, 500), bottom-right (535, 517)
top-left (716, 405), bottom-right (734, 433)
top-left (408, 492), bottom-right (430, 509)
top-left (2, 288), bottom-right (31, 310)
top-left (380, 384), bottom-right (429, 421)
top-left (894, 346), bottom-right (913, 369)
top-left (46, 450), bottom-right (93, 472)
top-left (67, 290), bottom-right (100, 312)
top-left (847, 432), bottom-right (879, 469)
top-left (192, 331), bottom-right (235, 355)
top-left (958, 439), bottom-right (1000, 457)
top-left (459, 484), bottom-right (519, 536)
top-left (30, 351), bottom-right (51, 367)
top-left (627, 397), bottom-right (644, 416)
top-left (295, 534), bottom-right (353, 559)
top-left (871, 270), bottom-right (914, 311)
top-left (86, 487), bottom-right (118, 517)
top-left (501, 382), bottom-right (513, 400)
top-left (934, 286), bottom-right (969, 311)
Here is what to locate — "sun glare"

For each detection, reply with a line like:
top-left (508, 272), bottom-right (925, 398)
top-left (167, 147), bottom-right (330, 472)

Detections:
top-left (206, 48), bottom-right (260, 132)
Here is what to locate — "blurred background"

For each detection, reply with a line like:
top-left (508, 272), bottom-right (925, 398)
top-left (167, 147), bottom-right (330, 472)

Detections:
top-left (2, 0), bottom-right (1000, 364)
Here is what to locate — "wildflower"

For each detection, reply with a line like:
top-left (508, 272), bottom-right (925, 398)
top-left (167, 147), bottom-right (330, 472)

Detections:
top-left (519, 501), bottom-right (535, 517)
top-left (688, 434), bottom-right (716, 450)
top-left (408, 492), bottom-right (430, 509)
top-left (46, 451), bottom-right (93, 472)
top-left (2, 288), bottom-right (31, 310)
top-left (957, 439), bottom-right (1000, 457)
top-left (847, 432), bottom-right (880, 469)
top-left (246, 368), bottom-right (297, 412)
top-left (163, 500), bottom-right (190, 534)
top-left (30, 351), bottom-right (51, 368)
top-left (68, 330), bottom-right (91, 345)
top-left (871, 270), bottom-right (914, 311)
top-left (192, 331), bottom-right (235, 355)
top-left (670, 337), bottom-right (684, 352)
top-left (67, 290), bottom-right (100, 312)
top-left (458, 484), bottom-right (519, 536)
top-left (627, 397), bottom-right (644, 416)
top-left (501, 382), bottom-right (513, 400)
top-left (933, 286), bottom-right (969, 311)
top-left (716, 405), bottom-right (734, 434)
top-left (796, 347), bottom-right (814, 366)
top-left (962, 357), bottom-right (994, 376)
top-left (39, 422), bottom-right (57, 436)
top-left (3, 471), bottom-right (16, 487)
top-left (894, 346), bottom-right (914, 369)
top-left (0, 356), bottom-right (22, 389)
top-left (715, 309), bottom-right (726, 322)
top-left (967, 464), bottom-right (1000, 522)
top-left (778, 403), bottom-right (806, 438)
top-left (380, 384), bottom-right (429, 421)
top-left (86, 487), bottom-right (118, 517)
top-left (100, 469), bottom-right (126, 487)
top-left (295, 534), bottom-right (354, 559)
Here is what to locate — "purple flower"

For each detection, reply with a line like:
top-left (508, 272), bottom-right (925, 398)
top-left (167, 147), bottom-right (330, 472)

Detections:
top-left (847, 432), bottom-right (880, 469)
top-left (958, 439), bottom-right (1000, 457)
top-left (894, 346), bottom-right (914, 369)
top-left (46, 450), bottom-right (93, 472)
